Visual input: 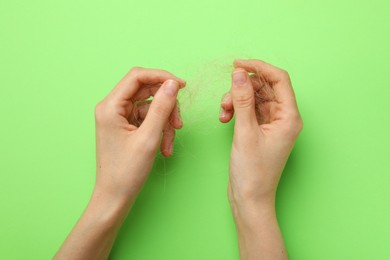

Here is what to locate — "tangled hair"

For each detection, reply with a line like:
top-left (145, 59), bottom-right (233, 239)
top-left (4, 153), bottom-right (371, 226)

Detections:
top-left (127, 57), bottom-right (280, 132)
top-left (151, 57), bottom-right (280, 183)
top-left (250, 71), bottom-right (276, 125)
top-left (177, 57), bottom-right (278, 126)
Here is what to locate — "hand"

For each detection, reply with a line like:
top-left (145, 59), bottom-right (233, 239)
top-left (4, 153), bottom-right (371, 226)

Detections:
top-left (54, 67), bottom-right (185, 260)
top-left (94, 67), bottom-right (186, 203)
top-left (220, 59), bottom-right (302, 259)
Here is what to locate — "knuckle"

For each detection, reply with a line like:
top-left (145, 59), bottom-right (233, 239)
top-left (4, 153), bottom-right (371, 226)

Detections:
top-left (233, 94), bottom-right (254, 109)
top-left (152, 102), bottom-right (171, 117)
top-left (281, 114), bottom-right (303, 139)
top-left (159, 69), bottom-right (170, 75)
top-left (296, 116), bottom-right (303, 132)
top-left (279, 69), bottom-right (290, 81)
top-left (94, 101), bottom-right (107, 122)
top-left (128, 66), bottom-right (143, 76)
top-left (94, 100), bottom-right (117, 124)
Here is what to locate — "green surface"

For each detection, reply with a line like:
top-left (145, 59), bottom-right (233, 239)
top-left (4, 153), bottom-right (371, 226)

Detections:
top-left (1, 0), bottom-right (390, 259)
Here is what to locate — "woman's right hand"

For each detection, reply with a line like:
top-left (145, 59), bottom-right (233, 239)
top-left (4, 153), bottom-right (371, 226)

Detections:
top-left (55, 68), bottom-right (185, 260)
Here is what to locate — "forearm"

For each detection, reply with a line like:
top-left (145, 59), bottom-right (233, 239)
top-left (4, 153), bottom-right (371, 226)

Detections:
top-left (231, 197), bottom-right (288, 260)
top-left (54, 189), bottom-right (134, 260)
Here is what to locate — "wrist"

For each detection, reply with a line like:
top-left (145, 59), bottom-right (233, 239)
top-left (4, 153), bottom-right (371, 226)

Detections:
top-left (228, 183), bottom-right (276, 224)
top-left (84, 188), bottom-right (134, 229)
top-left (231, 199), bottom-right (276, 225)
top-left (93, 177), bottom-right (141, 208)
top-left (228, 184), bottom-right (275, 212)
top-left (231, 201), bottom-right (287, 260)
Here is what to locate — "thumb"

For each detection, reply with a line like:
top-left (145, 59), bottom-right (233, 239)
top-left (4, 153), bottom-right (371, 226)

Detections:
top-left (139, 79), bottom-right (179, 138)
top-left (231, 68), bottom-right (257, 130)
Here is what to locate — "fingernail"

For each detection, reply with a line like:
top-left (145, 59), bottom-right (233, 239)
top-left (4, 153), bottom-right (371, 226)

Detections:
top-left (233, 70), bottom-right (247, 86)
top-left (164, 80), bottom-right (179, 96)
top-left (220, 108), bottom-right (226, 118)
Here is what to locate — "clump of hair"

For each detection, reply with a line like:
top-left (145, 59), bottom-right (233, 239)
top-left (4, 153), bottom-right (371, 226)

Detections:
top-left (249, 72), bottom-right (276, 125)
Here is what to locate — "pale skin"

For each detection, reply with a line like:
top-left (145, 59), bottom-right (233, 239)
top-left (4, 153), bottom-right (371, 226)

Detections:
top-left (54, 59), bottom-right (302, 260)
top-left (220, 60), bottom-right (302, 259)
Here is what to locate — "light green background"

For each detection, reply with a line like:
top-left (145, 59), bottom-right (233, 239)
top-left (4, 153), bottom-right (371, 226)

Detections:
top-left (1, 0), bottom-right (389, 259)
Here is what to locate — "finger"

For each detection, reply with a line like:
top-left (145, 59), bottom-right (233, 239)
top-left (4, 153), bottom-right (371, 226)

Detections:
top-left (220, 107), bottom-right (234, 123)
top-left (234, 59), bottom-right (298, 109)
top-left (161, 124), bottom-right (175, 157)
top-left (220, 92), bottom-right (234, 123)
top-left (169, 101), bottom-right (183, 129)
top-left (234, 59), bottom-right (288, 84)
top-left (110, 67), bottom-right (186, 101)
top-left (139, 79), bottom-right (180, 138)
top-left (221, 92), bottom-right (233, 111)
top-left (230, 68), bottom-right (258, 129)
top-left (131, 84), bottom-right (161, 101)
